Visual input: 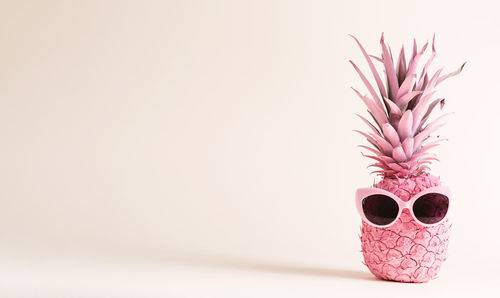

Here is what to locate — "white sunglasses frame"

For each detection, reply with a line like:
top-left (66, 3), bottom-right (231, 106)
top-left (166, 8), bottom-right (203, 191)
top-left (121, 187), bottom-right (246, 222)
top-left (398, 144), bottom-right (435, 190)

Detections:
top-left (355, 185), bottom-right (451, 228)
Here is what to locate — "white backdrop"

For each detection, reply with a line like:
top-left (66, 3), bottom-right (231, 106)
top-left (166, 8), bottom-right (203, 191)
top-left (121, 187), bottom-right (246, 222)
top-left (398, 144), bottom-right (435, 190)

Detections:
top-left (0, 0), bottom-right (498, 296)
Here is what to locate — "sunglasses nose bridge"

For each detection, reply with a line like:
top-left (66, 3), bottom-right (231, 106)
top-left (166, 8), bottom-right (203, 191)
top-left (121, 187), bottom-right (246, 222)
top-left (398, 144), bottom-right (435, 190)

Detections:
top-left (399, 202), bottom-right (413, 214)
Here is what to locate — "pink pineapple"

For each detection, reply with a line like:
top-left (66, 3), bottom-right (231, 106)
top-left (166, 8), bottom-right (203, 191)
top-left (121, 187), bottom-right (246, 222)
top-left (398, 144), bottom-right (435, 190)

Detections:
top-left (350, 33), bottom-right (464, 282)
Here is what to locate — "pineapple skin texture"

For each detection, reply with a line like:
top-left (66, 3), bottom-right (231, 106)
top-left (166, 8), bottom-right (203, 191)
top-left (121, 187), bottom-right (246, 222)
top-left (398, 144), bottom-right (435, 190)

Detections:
top-left (360, 173), bottom-right (451, 283)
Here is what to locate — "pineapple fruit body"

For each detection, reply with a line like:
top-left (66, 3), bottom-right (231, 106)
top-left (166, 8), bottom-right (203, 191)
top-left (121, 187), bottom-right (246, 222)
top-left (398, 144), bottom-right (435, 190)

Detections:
top-left (360, 173), bottom-right (450, 282)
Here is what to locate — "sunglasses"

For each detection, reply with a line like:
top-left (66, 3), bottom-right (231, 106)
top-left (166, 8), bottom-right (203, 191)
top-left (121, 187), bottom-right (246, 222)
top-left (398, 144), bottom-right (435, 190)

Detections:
top-left (355, 186), bottom-right (451, 228)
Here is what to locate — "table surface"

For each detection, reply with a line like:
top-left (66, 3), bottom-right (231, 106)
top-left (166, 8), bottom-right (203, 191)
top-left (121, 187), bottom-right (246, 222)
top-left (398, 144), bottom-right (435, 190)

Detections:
top-left (1, 252), bottom-right (498, 298)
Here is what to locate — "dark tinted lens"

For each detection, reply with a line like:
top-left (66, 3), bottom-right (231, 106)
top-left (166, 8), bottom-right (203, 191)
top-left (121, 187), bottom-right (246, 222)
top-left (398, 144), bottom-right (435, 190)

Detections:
top-left (362, 194), bottom-right (399, 226)
top-left (413, 193), bottom-right (449, 224)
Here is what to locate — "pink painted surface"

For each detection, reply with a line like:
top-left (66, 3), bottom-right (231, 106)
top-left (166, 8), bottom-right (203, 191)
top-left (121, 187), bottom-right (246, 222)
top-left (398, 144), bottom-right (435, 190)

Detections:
top-left (360, 174), bottom-right (450, 283)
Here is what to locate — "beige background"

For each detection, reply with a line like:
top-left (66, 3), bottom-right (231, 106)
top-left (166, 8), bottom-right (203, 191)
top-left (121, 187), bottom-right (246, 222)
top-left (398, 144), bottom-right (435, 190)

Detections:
top-left (0, 0), bottom-right (498, 297)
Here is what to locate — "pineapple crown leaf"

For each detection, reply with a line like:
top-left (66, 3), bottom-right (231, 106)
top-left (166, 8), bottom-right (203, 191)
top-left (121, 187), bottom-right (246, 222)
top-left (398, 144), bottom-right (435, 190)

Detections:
top-left (350, 33), bottom-right (465, 178)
